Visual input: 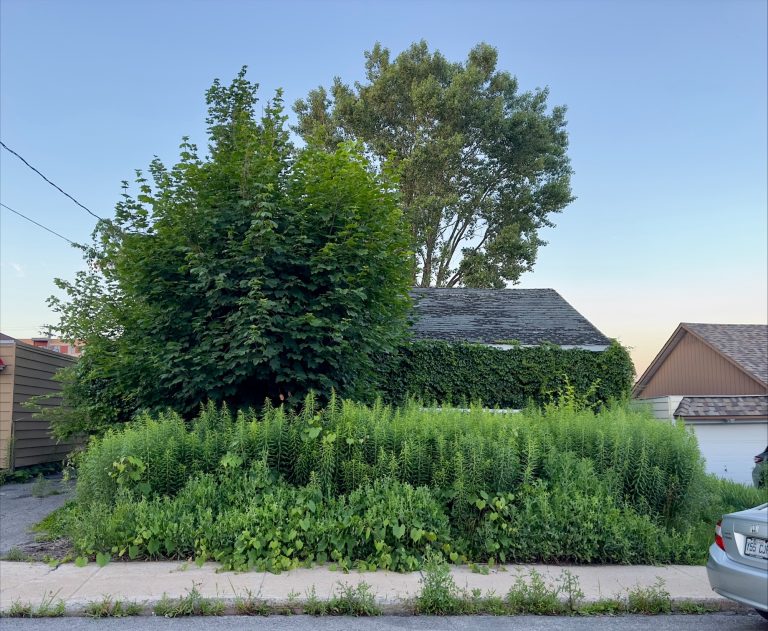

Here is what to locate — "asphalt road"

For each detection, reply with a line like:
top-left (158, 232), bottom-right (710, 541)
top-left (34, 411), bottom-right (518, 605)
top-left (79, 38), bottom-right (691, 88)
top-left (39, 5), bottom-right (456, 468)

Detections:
top-left (3, 614), bottom-right (767, 630)
top-left (0, 475), bottom-right (74, 554)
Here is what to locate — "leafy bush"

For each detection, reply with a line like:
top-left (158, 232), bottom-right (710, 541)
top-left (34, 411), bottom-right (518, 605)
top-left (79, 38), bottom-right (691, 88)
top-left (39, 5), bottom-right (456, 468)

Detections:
top-left (373, 340), bottom-right (634, 408)
top-left (68, 464), bottom-right (449, 572)
top-left (60, 396), bottom-right (745, 568)
top-left (49, 69), bottom-right (412, 438)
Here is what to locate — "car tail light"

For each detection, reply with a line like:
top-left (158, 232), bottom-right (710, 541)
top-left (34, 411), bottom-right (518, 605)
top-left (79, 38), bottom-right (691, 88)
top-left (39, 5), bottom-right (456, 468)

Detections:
top-left (715, 520), bottom-right (725, 551)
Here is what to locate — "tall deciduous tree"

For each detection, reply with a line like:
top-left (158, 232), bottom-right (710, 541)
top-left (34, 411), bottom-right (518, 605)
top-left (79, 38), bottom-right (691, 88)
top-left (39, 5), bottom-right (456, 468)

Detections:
top-left (48, 69), bottom-right (412, 436)
top-left (294, 41), bottom-right (574, 288)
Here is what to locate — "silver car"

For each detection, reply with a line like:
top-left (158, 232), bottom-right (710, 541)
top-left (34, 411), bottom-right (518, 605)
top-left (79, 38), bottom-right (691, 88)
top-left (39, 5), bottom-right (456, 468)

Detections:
top-left (707, 503), bottom-right (768, 619)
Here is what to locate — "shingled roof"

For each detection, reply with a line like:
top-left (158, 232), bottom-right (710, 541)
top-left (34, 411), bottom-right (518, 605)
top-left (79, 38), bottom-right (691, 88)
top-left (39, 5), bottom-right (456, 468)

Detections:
top-left (674, 395), bottom-right (768, 419)
top-left (682, 323), bottom-right (768, 385)
top-left (408, 288), bottom-right (611, 348)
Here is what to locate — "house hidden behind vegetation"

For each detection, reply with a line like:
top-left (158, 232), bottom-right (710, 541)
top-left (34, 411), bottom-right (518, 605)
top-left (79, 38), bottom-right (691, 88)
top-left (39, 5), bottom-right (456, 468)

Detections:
top-left (409, 288), bottom-right (612, 349)
top-left (374, 288), bottom-right (630, 409)
top-left (633, 323), bottom-right (768, 485)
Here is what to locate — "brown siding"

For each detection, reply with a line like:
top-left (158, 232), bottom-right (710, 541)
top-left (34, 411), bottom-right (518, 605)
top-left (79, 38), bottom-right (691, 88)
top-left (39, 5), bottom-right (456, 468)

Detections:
top-left (0, 341), bottom-right (16, 469)
top-left (10, 343), bottom-right (81, 469)
top-left (641, 331), bottom-right (768, 397)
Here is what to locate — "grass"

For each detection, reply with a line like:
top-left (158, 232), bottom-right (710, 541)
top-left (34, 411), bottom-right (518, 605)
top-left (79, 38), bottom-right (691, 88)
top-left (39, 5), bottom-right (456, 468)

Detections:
top-left (31, 473), bottom-right (62, 498)
top-left (2, 547), bottom-right (35, 562)
top-left (84, 595), bottom-right (143, 618)
top-left (1, 591), bottom-right (65, 618)
top-left (415, 561), bottom-right (715, 617)
top-left (304, 582), bottom-right (382, 616)
top-left (233, 588), bottom-right (269, 616)
top-left (153, 583), bottom-right (225, 617)
top-left (626, 578), bottom-right (672, 614)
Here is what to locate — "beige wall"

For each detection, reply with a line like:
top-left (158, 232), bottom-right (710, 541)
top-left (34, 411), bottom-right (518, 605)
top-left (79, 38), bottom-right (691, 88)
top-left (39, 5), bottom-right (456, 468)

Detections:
top-left (640, 331), bottom-right (767, 398)
top-left (0, 340), bottom-right (17, 469)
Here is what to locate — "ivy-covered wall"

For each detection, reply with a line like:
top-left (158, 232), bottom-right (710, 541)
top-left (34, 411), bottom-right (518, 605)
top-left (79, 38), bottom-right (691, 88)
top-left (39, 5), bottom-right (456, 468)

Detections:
top-left (375, 340), bottom-right (635, 408)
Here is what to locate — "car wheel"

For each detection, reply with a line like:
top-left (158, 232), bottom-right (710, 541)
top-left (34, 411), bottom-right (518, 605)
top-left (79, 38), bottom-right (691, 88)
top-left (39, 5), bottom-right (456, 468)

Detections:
top-left (757, 609), bottom-right (768, 621)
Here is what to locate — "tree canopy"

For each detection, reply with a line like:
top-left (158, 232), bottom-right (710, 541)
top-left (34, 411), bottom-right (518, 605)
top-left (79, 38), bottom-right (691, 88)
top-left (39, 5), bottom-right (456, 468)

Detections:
top-left (49, 69), bottom-right (412, 436)
top-left (294, 41), bottom-right (574, 288)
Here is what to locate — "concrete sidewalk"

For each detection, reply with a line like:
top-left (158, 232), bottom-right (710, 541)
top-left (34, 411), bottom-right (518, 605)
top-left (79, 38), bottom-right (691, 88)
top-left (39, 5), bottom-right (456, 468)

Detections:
top-left (0, 561), bottom-right (727, 614)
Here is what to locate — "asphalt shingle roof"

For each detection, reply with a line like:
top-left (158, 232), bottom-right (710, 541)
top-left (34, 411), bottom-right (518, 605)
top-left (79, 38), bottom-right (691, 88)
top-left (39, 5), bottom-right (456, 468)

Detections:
top-left (684, 323), bottom-right (768, 385)
top-left (674, 395), bottom-right (768, 418)
top-left (409, 288), bottom-right (611, 347)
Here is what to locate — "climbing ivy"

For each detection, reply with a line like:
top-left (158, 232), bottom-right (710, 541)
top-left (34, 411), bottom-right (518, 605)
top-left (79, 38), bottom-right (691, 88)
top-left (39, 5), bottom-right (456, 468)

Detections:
top-left (373, 340), bottom-right (635, 408)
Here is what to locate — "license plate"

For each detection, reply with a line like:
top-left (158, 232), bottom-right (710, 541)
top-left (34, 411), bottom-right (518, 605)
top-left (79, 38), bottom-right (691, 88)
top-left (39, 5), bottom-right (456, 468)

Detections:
top-left (745, 537), bottom-right (768, 560)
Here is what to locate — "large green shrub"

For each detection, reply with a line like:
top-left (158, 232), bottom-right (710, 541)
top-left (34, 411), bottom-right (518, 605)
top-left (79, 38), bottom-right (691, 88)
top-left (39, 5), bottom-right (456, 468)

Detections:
top-left (373, 340), bottom-right (634, 408)
top-left (62, 396), bottom-right (748, 568)
top-left (48, 69), bottom-right (412, 438)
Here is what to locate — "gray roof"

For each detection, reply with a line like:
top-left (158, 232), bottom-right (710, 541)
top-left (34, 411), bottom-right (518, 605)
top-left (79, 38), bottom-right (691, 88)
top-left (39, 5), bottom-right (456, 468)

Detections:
top-left (675, 395), bottom-right (768, 418)
top-left (409, 288), bottom-right (611, 347)
top-left (684, 323), bottom-right (768, 385)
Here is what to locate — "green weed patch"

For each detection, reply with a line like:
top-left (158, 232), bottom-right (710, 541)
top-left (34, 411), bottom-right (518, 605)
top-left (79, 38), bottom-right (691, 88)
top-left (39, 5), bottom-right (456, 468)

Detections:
top-left (59, 396), bottom-right (765, 570)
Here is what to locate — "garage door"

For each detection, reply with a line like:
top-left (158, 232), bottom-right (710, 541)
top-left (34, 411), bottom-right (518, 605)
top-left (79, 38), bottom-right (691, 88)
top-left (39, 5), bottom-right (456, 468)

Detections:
top-left (689, 421), bottom-right (768, 485)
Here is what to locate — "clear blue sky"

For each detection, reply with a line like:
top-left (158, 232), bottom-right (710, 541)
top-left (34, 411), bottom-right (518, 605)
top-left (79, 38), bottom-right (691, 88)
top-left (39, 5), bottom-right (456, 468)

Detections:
top-left (1, 0), bottom-right (766, 373)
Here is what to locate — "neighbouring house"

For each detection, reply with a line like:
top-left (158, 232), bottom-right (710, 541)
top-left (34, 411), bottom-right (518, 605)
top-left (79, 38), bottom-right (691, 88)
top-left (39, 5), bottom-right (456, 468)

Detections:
top-left (18, 336), bottom-right (82, 357)
top-left (0, 333), bottom-right (81, 470)
top-left (632, 323), bottom-right (768, 485)
top-left (409, 288), bottom-right (612, 349)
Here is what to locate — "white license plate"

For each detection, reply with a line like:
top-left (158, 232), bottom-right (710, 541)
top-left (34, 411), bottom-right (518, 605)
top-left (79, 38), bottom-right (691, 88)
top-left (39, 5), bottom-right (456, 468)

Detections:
top-left (745, 537), bottom-right (768, 560)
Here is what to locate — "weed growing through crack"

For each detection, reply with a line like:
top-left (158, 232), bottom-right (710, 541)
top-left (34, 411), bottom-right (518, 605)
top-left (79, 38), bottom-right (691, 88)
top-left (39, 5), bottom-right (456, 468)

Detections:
top-left (505, 569), bottom-right (564, 614)
top-left (31, 474), bottom-right (60, 498)
top-left (84, 595), bottom-right (142, 618)
top-left (153, 583), bottom-right (224, 617)
top-left (231, 585), bottom-right (269, 616)
top-left (626, 578), bottom-right (672, 614)
top-left (303, 582), bottom-right (381, 616)
top-left (415, 554), bottom-right (464, 614)
top-left (2, 547), bottom-right (34, 562)
top-left (327, 582), bottom-right (381, 616)
top-left (4, 600), bottom-right (33, 617)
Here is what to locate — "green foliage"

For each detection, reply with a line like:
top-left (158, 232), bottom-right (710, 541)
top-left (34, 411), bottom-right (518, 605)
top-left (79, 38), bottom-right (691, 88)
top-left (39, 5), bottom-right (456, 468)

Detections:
top-left (233, 589), bottom-right (269, 616)
top-left (153, 584), bottom-right (224, 617)
top-left (755, 461), bottom-right (768, 489)
top-left (0, 592), bottom-right (65, 618)
top-left (31, 474), bottom-right (59, 498)
top-left (0, 461), bottom-right (63, 485)
top-left (2, 548), bottom-right (34, 562)
top-left (295, 41), bottom-right (573, 288)
top-left (626, 579), bottom-right (672, 614)
top-left (415, 553), bottom-right (464, 614)
top-left (48, 68), bottom-right (412, 437)
top-left (60, 396), bottom-right (755, 569)
top-left (374, 340), bottom-right (634, 408)
top-left (84, 596), bottom-right (142, 618)
top-left (305, 582), bottom-right (382, 616)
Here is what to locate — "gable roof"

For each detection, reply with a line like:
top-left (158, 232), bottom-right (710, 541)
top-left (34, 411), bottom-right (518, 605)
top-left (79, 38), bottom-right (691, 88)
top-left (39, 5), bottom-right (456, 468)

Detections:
top-left (683, 323), bottom-right (768, 385)
top-left (408, 288), bottom-right (611, 348)
top-left (674, 395), bottom-right (768, 419)
top-left (633, 323), bottom-right (768, 397)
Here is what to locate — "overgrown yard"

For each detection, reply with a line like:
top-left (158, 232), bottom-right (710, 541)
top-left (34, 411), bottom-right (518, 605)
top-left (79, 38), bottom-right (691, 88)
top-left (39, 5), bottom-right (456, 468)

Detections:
top-left (40, 396), bottom-right (765, 571)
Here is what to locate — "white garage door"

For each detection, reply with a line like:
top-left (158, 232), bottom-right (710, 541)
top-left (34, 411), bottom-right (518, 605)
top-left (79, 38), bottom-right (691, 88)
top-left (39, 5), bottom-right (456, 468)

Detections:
top-left (689, 421), bottom-right (768, 485)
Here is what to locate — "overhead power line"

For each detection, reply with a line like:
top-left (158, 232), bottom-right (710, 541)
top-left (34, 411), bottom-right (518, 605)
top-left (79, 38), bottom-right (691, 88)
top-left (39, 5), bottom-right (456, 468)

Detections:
top-left (0, 141), bottom-right (103, 220)
top-left (1, 202), bottom-right (78, 245)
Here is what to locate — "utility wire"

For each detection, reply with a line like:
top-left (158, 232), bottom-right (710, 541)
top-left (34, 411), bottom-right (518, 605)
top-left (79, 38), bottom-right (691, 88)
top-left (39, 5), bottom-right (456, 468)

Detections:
top-left (0, 141), bottom-right (103, 220)
top-left (1, 202), bottom-right (78, 245)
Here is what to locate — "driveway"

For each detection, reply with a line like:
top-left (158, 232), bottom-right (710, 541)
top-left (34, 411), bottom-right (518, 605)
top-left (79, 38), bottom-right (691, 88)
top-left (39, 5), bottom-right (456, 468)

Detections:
top-left (0, 474), bottom-right (74, 555)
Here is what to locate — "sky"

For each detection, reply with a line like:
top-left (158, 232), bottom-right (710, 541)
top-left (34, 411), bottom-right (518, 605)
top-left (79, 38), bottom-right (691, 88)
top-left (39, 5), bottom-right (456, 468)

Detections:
top-left (1, 0), bottom-right (766, 377)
